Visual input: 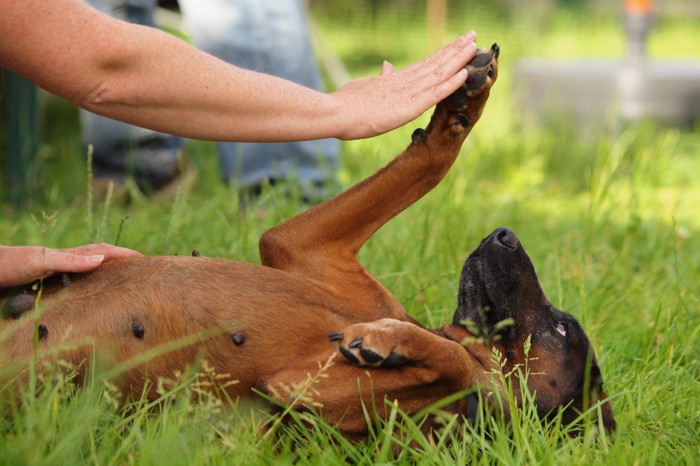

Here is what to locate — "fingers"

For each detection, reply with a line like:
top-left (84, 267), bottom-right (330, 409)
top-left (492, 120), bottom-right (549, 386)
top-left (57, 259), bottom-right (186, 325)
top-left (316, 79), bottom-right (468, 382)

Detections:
top-left (65, 243), bottom-right (142, 260)
top-left (40, 248), bottom-right (105, 274)
top-left (330, 31), bottom-right (481, 140)
top-left (400, 31), bottom-right (477, 78)
top-left (408, 48), bottom-right (477, 105)
top-left (0, 243), bottom-right (141, 288)
top-left (52, 243), bottom-right (141, 274)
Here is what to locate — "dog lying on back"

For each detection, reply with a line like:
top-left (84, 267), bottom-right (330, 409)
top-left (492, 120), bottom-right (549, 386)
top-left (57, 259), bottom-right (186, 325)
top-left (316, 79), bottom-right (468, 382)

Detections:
top-left (0, 44), bottom-right (615, 439)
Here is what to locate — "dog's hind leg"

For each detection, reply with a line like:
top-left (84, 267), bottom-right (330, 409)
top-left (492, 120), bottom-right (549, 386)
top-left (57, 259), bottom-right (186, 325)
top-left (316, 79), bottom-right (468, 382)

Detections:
top-left (259, 45), bottom-right (500, 320)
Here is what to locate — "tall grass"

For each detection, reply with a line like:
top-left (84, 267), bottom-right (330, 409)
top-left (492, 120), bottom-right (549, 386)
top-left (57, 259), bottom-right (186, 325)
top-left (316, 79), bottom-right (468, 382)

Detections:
top-left (2, 4), bottom-right (699, 465)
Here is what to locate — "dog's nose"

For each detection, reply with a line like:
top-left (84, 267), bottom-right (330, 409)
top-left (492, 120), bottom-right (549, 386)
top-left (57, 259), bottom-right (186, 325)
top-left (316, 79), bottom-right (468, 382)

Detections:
top-left (494, 228), bottom-right (518, 250)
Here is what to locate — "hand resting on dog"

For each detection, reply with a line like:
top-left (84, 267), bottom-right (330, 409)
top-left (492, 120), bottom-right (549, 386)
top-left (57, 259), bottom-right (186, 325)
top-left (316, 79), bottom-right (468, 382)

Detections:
top-left (0, 244), bottom-right (141, 288)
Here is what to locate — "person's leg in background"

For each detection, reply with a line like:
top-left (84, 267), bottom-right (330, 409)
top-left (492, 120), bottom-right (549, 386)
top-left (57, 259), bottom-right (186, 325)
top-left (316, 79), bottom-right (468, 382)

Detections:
top-left (178, 0), bottom-right (340, 200)
top-left (81, 0), bottom-right (185, 194)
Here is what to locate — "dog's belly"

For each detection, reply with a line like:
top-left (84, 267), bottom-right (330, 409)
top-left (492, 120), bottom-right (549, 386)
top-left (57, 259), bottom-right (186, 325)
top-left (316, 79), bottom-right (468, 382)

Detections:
top-left (1, 256), bottom-right (360, 400)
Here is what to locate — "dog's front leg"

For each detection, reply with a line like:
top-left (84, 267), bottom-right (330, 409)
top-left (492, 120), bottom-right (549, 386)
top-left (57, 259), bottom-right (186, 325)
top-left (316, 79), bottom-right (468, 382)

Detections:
top-left (259, 45), bottom-right (500, 276)
top-left (326, 319), bottom-right (498, 438)
top-left (257, 46), bottom-right (499, 321)
top-left (259, 319), bottom-right (477, 439)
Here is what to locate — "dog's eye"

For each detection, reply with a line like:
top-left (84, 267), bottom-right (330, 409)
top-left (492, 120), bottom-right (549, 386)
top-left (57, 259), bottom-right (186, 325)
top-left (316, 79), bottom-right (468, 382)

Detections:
top-left (554, 322), bottom-right (567, 337)
top-left (487, 66), bottom-right (494, 78)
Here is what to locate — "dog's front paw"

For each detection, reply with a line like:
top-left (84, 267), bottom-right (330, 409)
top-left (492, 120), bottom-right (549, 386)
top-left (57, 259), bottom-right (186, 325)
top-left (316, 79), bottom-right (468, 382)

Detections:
top-left (447, 43), bottom-right (500, 112)
top-left (329, 319), bottom-right (416, 368)
top-left (415, 43), bottom-right (499, 146)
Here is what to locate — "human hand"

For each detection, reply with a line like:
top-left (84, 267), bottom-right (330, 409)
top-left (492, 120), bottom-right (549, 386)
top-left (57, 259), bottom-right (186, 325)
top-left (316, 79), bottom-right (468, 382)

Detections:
top-left (0, 243), bottom-right (141, 288)
top-left (330, 31), bottom-right (479, 140)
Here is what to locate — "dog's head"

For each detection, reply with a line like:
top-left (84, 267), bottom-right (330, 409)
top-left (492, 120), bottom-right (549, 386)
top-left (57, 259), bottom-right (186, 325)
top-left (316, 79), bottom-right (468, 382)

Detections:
top-left (452, 228), bottom-right (616, 432)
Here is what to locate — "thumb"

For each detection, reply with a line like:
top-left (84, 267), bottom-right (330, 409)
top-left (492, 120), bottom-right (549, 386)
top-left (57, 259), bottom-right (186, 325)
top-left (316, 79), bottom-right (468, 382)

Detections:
top-left (380, 60), bottom-right (395, 76)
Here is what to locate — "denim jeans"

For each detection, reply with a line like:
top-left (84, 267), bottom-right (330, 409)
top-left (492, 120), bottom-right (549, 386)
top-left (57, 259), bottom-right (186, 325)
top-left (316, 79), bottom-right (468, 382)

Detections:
top-left (81, 0), bottom-right (339, 194)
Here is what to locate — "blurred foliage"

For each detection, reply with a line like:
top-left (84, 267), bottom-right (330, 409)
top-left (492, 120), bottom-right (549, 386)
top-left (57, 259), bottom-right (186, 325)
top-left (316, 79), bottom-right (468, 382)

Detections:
top-left (2, 0), bottom-right (700, 208)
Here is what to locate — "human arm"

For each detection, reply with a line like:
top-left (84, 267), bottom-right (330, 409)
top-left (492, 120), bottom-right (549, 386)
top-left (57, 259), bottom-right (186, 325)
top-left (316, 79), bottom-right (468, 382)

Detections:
top-left (0, 244), bottom-right (142, 288)
top-left (0, 0), bottom-right (478, 142)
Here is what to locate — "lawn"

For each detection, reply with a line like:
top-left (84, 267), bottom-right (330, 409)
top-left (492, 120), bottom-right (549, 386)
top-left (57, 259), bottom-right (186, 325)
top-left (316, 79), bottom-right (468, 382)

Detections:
top-left (1, 3), bottom-right (699, 465)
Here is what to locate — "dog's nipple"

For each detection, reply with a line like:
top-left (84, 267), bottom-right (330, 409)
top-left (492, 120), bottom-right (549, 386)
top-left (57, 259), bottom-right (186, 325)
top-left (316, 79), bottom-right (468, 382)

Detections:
top-left (132, 319), bottom-right (145, 339)
top-left (231, 332), bottom-right (246, 346)
top-left (37, 323), bottom-right (48, 340)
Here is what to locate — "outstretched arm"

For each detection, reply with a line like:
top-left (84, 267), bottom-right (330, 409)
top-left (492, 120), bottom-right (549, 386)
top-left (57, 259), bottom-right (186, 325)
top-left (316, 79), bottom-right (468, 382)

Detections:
top-left (0, 0), bottom-right (478, 142)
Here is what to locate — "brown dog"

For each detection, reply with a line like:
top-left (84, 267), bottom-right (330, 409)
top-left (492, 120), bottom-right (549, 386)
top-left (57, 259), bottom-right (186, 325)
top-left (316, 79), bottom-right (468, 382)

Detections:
top-left (0, 44), bottom-right (615, 439)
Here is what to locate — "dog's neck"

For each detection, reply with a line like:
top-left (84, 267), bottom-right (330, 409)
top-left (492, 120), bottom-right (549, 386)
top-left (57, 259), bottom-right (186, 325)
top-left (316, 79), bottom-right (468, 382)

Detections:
top-left (436, 323), bottom-right (512, 423)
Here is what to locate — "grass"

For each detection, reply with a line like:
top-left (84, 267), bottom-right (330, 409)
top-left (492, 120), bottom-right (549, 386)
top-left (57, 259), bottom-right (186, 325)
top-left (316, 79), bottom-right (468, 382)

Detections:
top-left (2, 4), bottom-right (700, 465)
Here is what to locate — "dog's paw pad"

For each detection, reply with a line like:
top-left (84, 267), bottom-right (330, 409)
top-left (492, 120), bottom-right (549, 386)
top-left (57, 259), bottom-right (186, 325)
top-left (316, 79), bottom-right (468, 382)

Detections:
top-left (360, 348), bottom-right (384, 364)
top-left (381, 352), bottom-right (410, 368)
top-left (339, 345), bottom-right (361, 365)
top-left (411, 128), bottom-right (427, 144)
top-left (450, 113), bottom-right (470, 128)
top-left (465, 73), bottom-right (488, 93)
top-left (336, 334), bottom-right (409, 368)
top-left (446, 86), bottom-right (468, 111)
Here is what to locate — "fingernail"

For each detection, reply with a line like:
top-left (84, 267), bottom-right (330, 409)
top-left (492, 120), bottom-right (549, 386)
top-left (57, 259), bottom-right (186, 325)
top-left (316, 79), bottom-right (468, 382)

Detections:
top-left (461, 30), bottom-right (477, 41)
top-left (85, 254), bottom-right (105, 264)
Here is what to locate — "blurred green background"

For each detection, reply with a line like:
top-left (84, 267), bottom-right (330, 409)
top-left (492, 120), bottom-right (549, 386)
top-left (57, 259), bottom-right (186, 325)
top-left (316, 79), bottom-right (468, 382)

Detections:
top-left (1, 2), bottom-right (699, 464)
top-left (1, 0), bottom-right (699, 210)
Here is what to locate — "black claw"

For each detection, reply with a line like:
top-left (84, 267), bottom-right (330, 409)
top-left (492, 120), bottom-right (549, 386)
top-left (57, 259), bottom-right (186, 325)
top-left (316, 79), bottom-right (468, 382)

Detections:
top-left (339, 345), bottom-right (361, 365)
top-left (451, 113), bottom-right (470, 128)
top-left (348, 338), bottom-right (363, 349)
top-left (381, 352), bottom-right (410, 368)
top-left (192, 250), bottom-right (201, 257)
top-left (37, 323), bottom-right (48, 340)
top-left (446, 87), bottom-right (468, 111)
top-left (231, 332), bottom-right (246, 346)
top-left (328, 332), bottom-right (343, 342)
top-left (132, 319), bottom-right (145, 339)
top-left (360, 348), bottom-right (384, 364)
top-left (411, 128), bottom-right (427, 144)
